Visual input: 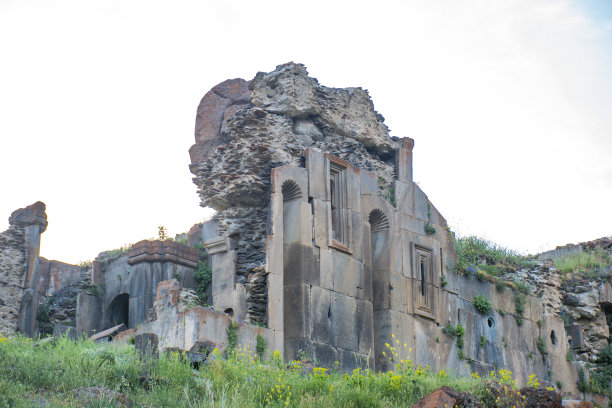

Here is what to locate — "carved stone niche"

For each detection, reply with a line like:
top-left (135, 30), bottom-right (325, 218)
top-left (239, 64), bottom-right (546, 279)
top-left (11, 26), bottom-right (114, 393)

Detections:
top-left (127, 240), bottom-right (199, 268)
top-left (412, 242), bottom-right (436, 321)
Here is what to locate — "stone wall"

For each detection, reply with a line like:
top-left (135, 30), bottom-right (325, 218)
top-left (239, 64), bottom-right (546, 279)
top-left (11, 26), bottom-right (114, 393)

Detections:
top-left (114, 279), bottom-right (272, 358)
top-left (0, 202), bottom-right (47, 337)
top-left (190, 63), bottom-right (399, 326)
top-left (188, 63), bottom-right (590, 393)
top-left (76, 240), bottom-right (200, 333)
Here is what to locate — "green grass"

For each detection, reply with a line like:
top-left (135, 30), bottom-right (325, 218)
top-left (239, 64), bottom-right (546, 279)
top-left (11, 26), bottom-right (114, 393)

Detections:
top-left (455, 236), bottom-right (534, 276)
top-left (0, 333), bottom-right (499, 408)
top-left (554, 246), bottom-right (612, 277)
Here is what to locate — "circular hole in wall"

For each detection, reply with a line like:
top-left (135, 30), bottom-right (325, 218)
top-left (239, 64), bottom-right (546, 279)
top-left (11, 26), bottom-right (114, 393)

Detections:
top-left (487, 317), bottom-right (495, 328)
top-left (551, 330), bottom-right (558, 346)
top-left (224, 308), bottom-right (234, 317)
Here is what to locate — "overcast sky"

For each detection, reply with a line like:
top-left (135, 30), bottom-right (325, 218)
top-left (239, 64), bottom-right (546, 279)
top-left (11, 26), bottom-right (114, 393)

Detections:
top-left (1, 0), bottom-right (610, 264)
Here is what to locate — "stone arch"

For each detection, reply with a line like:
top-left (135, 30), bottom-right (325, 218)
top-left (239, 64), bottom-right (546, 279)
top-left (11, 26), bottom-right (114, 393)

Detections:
top-left (281, 180), bottom-right (302, 201)
top-left (369, 209), bottom-right (390, 233)
top-left (108, 293), bottom-right (129, 328)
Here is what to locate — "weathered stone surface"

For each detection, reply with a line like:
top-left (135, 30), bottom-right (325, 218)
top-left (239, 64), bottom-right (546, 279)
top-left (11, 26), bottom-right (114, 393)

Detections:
top-left (134, 332), bottom-right (159, 361)
top-left (519, 387), bottom-right (562, 408)
top-left (8, 201), bottom-right (48, 232)
top-left (411, 386), bottom-right (460, 408)
top-left (128, 240), bottom-right (199, 268)
top-left (0, 202), bottom-right (47, 336)
top-left (90, 323), bottom-right (127, 342)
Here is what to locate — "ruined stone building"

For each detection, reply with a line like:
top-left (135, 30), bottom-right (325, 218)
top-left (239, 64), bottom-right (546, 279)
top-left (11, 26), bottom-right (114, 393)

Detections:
top-left (2, 62), bottom-right (612, 396)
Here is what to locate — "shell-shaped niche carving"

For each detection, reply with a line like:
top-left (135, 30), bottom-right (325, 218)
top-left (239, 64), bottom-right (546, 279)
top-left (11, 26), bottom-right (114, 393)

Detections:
top-left (281, 180), bottom-right (302, 202)
top-left (369, 208), bottom-right (390, 232)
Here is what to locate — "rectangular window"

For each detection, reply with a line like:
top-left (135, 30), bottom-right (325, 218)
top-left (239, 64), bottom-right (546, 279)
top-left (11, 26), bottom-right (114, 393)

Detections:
top-left (328, 157), bottom-right (351, 253)
top-left (413, 244), bottom-right (435, 320)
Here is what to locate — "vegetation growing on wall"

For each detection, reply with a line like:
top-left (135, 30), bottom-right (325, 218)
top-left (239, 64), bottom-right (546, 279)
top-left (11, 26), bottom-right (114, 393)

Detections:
top-left (554, 246), bottom-right (612, 278)
top-left (473, 295), bottom-right (493, 315)
top-left (586, 344), bottom-right (612, 399)
top-left (226, 318), bottom-right (239, 351)
top-left (193, 244), bottom-right (212, 305)
top-left (424, 203), bottom-right (436, 236)
top-left (455, 236), bottom-right (534, 279)
top-left (442, 323), bottom-right (465, 359)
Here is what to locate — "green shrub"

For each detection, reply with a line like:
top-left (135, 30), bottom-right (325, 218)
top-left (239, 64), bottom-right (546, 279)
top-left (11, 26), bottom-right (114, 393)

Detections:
top-left (473, 295), bottom-right (493, 315)
top-left (536, 336), bottom-right (546, 355)
top-left (442, 322), bottom-right (458, 337)
top-left (256, 334), bottom-right (266, 359)
top-left (193, 257), bottom-right (212, 305)
top-left (226, 318), bottom-right (239, 352)
top-left (424, 223), bottom-right (436, 236)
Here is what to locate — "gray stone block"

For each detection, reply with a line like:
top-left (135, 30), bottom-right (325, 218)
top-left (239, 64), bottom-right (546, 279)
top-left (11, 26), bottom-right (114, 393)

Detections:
top-left (284, 338), bottom-right (313, 362)
top-left (357, 300), bottom-right (374, 354)
top-left (394, 180), bottom-right (413, 215)
top-left (339, 348), bottom-right (369, 371)
top-left (332, 251), bottom-right (360, 298)
top-left (330, 292), bottom-right (358, 351)
top-left (313, 342), bottom-right (338, 368)
top-left (134, 332), bottom-right (159, 361)
top-left (359, 169), bottom-right (378, 195)
top-left (284, 283), bottom-right (311, 340)
top-left (372, 267), bottom-right (391, 311)
top-left (349, 212), bottom-right (363, 262)
top-left (282, 200), bottom-right (302, 244)
top-left (346, 168), bottom-right (361, 213)
top-left (303, 246), bottom-right (320, 287)
top-left (413, 185), bottom-right (429, 222)
top-left (310, 286), bottom-right (332, 344)
top-left (305, 149), bottom-right (327, 200)
top-left (320, 248), bottom-right (333, 290)
top-left (283, 242), bottom-right (303, 284)
top-left (312, 198), bottom-right (330, 249)
top-left (211, 250), bottom-right (236, 295)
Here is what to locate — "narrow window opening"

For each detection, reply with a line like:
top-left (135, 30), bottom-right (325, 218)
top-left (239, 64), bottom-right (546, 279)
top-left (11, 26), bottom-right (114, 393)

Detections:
top-left (330, 178), bottom-right (336, 240)
top-left (551, 330), bottom-right (558, 346)
top-left (420, 258), bottom-right (426, 296)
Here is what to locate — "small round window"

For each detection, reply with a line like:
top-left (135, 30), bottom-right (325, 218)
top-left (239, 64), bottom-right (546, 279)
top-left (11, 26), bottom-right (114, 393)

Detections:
top-left (487, 317), bottom-right (495, 328)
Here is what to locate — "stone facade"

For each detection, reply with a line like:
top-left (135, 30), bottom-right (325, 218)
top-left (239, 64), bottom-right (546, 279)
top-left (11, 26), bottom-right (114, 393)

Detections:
top-left (189, 63), bottom-right (585, 390)
top-left (1, 63), bottom-right (610, 399)
top-left (76, 240), bottom-right (200, 334)
top-left (0, 201), bottom-right (47, 337)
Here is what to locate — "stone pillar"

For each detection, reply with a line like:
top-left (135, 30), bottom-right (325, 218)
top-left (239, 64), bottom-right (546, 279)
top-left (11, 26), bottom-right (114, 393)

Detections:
top-left (0, 202), bottom-right (48, 337)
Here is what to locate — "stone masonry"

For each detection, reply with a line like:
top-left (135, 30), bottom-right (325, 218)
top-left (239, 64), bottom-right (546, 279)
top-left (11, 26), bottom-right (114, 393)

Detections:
top-left (189, 63), bottom-right (585, 390)
top-left (0, 201), bottom-right (47, 337)
top-left (2, 63), bottom-right (610, 400)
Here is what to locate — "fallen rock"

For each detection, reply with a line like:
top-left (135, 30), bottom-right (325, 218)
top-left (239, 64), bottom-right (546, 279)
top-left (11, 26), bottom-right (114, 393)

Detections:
top-left (89, 323), bottom-right (126, 343)
top-left (411, 386), bottom-right (460, 408)
top-left (520, 387), bottom-right (562, 408)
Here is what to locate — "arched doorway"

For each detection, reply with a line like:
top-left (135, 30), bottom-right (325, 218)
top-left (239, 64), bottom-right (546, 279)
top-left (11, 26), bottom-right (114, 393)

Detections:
top-left (108, 293), bottom-right (129, 328)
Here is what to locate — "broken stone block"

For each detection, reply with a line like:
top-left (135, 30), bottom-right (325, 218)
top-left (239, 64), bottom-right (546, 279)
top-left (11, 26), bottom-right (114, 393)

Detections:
top-left (89, 323), bottom-right (126, 343)
top-left (134, 333), bottom-right (159, 361)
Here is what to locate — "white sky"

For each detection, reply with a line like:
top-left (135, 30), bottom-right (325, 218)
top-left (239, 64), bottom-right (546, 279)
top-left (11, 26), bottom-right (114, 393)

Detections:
top-left (0, 0), bottom-right (610, 264)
